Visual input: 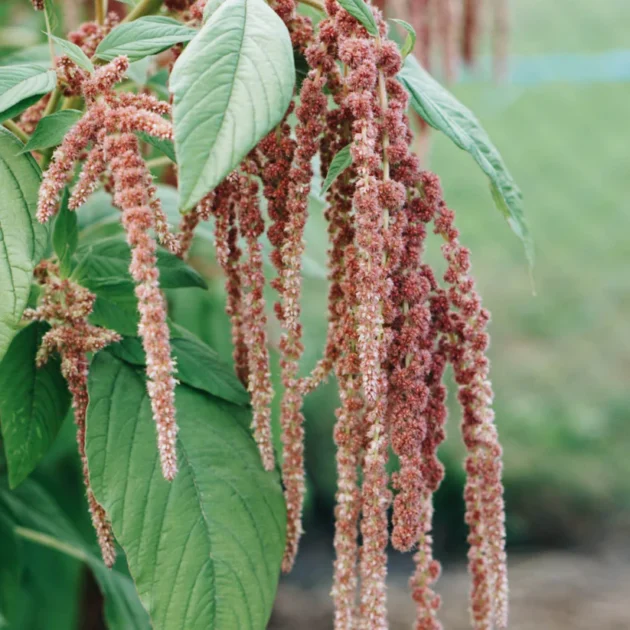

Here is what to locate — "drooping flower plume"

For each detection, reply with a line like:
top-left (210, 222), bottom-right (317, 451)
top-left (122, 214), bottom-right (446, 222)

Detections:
top-left (25, 262), bottom-right (120, 566)
top-left (35, 55), bottom-right (205, 481)
top-left (27, 1), bottom-right (511, 625)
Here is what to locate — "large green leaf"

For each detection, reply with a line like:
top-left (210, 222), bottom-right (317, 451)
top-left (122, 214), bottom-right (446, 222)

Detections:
top-left (126, 57), bottom-right (152, 86)
top-left (398, 55), bottom-right (534, 266)
top-left (50, 36), bottom-right (94, 73)
top-left (74, 236), bottom-right (208, 291)
top-left (0, 45), bottom-right (51, 67)
top-left (108, 324), bottom-right (249, 406)
top-left (0, 128), bottom-right (48, 362)
top-left (52, 188), bottom-right (78, 278)
top-left (20, 110), bottom-right (82, 155)
top-left (72, 235), bottom-right (207, 337)
top-left (86, 353), bottom-right (286, 630)
top-left (77, 185), bottom-right (177, 234)
top-left (203, 0), bottom-right (228, 21)
top-left (171, 0), bottom-right (295, 210)
top-left (137, 130), bottom-right (176, 163)
top-left (0, 480), bottom-right (150, 630)
top-left (89, 294), bottom-right (139, 337)
top-left (0, 64), bottom-right (57, 123)
top-left (0, 322), bottom-right (70, 489)
top-left (95, 16), bottom-right (197, 62)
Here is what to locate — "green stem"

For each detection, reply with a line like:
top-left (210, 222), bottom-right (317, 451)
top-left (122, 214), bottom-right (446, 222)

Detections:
top-left (43, 5), bottom-right (55, 68)
top-left (298, 0), bottom-right (325, 12)
top-left (14, 527), bottom-right (90, 563)
top-left (2, 119), bottom-right (29, 144)
top-left (95, 0), bottom-right (108, 25)
top-left (146, 155), bottom-right (173, 169)
top-left (61, 95), bottom-right (84, 111)
top-left (43, 86), bottom-right (62, 118)
top-left (122, 0), bottom-right (163, 23)
top-left (39, 87), bottom-right (64, 169)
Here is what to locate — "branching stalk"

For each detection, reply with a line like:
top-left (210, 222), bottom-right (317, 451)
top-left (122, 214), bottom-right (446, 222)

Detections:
top-left (14, 527), bottom-right (90, 564)
top-left (2, 119), bottom-right (29, 144)
top-left (122, 0), bottom-right (164, 23)
top-left (95, 0), bottom-right (108, 25)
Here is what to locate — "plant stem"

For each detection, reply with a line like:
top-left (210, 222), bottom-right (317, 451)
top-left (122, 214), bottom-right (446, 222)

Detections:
top-left (122, 0), bottom-right (163, 23)
top-left (146, 155), bottom-right (173, 169)
top-left (39, 87), bottom-right (64, 169)
top-left (43, 86), bottom-right (62, 118)
top-left (2, 120), bottom-right (29, 144)
top-left (95, 0), bottom-right (108, 25)
top-left (43, 4), bottom-right (56, 68)
top-left (14, 527), bottom-right (90, 563)
top-left (61, 95), bottom-right (84, 111)
top-left (298, 0), bottom-right (325, 12)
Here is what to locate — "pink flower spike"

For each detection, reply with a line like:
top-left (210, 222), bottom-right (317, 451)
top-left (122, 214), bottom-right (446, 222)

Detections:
top-left (106, 133), bottom-right (179, 481)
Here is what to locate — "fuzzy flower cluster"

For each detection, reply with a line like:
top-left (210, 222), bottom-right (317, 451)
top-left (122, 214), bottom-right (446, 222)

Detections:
top-left (35, 55), bottom-right (202, 482)
top-left (24, 262), bottom-right (120, 566)
top-left (206, 1), bottom-right (508, 629)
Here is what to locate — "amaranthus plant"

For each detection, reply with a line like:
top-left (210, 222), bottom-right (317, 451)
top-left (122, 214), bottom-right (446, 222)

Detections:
top-left (0, 0), bottom-right (532, 628)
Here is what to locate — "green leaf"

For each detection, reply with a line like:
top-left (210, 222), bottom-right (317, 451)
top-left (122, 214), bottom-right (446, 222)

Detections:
top-left (0, 480), bottom-right (150, 630)
top-left (0, 511), bottom-right (22, 625)
top-left (125, 56), bottom-right (152, 86)
top-left (0, 64), bottom-right (57, 123)
top-left (90, 295), bottom-right (139, 337)
top-left (108, 325), bottom-right (249, 406)
top-left (76, 188), bottom-right (121, 230)
top-left (86, 353), bottom-right (286, 630)
top-left (74, 236), bottom-right (207, 337)
top-left (337, 0), bottom-right (378, 37)
top-left (77, 185), bottom-right (177, 234)
top-left (203, 0), bottom-right (228, 21)
top-left (49, 35), bottom-right (94, 73)
top-left (171, 0), bottom-right (295, 210)
top-left (137, 130), bottom-right (176, 163)
top-left (0, 322), bottom-right (70, 488)
top-left (95, 16), bottom-right (197, 63)
top-left (390, 18), bottom-right (416, 59)
top-left (74, 236), bottom-right (208, 291)
top-left (0, 128), bottom-right (48, 363)
top-left (19, 109), bottom-right (82, 154)
top-left (146, 68), bottom-right (170, 99)
top-left (52, 189), bottom-right (78, 277)
top-left (0, 44), bottom-right (51, 67)
top-left (399, 55), bottom-right (534, 266)
top-left (321, 143), bottom-right (352, 193)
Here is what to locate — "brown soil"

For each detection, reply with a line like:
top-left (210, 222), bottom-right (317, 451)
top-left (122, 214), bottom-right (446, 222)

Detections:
top-left (270, 551), bottom-right (630, 629)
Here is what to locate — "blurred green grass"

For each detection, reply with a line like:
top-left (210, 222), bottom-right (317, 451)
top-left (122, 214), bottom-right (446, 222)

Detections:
top-left (427, 0), bottom-right (630, 524)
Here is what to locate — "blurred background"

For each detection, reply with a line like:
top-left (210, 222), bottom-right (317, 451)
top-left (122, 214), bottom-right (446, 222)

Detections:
top-left (2, 0), bottom-right (630, 628)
